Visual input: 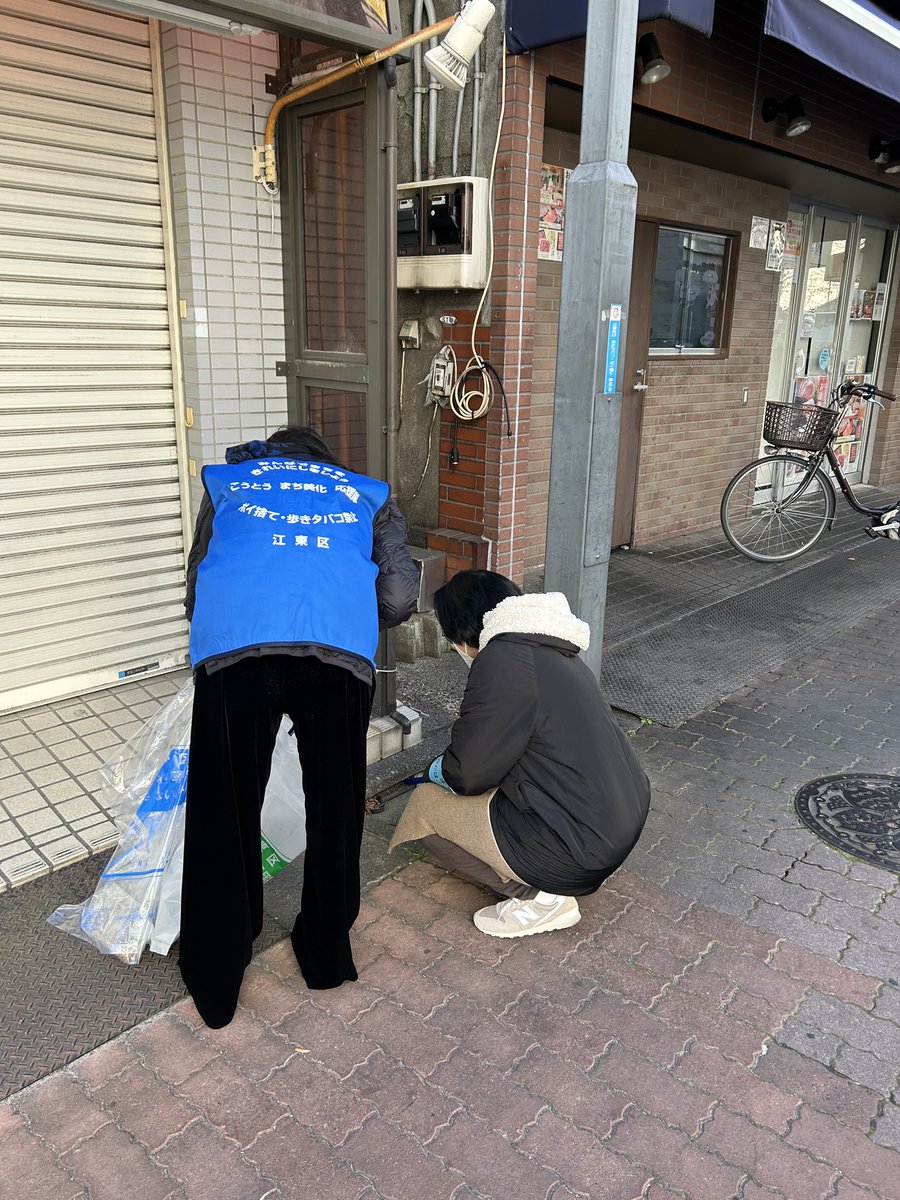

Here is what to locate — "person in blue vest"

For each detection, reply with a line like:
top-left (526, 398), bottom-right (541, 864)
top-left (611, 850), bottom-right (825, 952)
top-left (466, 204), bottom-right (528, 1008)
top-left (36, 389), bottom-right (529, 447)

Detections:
top-left (181, 426), bottom-right (418, 1028)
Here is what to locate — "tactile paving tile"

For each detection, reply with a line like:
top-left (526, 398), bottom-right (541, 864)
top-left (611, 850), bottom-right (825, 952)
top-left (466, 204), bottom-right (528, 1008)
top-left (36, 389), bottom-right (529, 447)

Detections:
top-left (0, 853), bottom-right (288, 1101)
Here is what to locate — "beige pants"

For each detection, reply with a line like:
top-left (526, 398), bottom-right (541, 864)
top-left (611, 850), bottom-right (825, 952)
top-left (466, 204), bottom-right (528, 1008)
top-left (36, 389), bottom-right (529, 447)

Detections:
top-left (389, 782), bottom-right (528, 887)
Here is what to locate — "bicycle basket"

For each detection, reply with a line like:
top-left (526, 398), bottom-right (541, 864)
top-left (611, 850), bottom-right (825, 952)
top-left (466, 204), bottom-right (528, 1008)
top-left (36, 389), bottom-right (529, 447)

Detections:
top-left (762, 401), bottom-right (838, 451)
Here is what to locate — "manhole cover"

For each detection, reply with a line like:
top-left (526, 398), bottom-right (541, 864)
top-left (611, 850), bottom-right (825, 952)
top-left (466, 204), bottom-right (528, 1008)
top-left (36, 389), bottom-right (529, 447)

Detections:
top-left (794, 773), bottom-right (900, 873)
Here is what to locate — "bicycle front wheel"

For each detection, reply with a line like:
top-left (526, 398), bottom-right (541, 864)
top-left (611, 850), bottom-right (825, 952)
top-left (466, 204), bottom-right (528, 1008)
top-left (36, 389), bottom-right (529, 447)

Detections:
top-left (721, 454), bottom-right (835, 562)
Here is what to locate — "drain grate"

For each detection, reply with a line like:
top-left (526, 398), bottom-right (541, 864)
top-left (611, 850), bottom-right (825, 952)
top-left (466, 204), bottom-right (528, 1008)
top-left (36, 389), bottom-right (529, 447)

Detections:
top-left (794, 773), bottom-right (900, 873)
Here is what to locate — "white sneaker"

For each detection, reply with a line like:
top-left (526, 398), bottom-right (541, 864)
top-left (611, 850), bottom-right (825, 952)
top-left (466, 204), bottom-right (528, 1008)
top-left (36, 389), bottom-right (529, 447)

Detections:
top-left (473, 893), bottom-right (581, 938)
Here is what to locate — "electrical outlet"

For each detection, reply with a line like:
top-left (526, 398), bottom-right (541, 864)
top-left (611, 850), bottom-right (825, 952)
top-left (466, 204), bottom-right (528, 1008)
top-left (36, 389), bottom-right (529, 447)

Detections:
top-left (399, 319), bottom-right (420, 349)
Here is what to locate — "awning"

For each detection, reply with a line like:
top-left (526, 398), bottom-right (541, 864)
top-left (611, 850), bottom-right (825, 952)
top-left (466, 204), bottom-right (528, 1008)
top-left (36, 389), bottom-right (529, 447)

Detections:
top-left (765, 0), bottom-right (900, 107)
top-left (505, 0), bottom-right (716, 54)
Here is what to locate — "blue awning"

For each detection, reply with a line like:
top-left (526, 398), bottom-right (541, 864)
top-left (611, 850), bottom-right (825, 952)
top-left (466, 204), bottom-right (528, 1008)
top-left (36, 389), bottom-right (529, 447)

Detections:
top-left (765, 0), bottom-right (900, 107)
top-left (505, 0), bottom-right (716, 54)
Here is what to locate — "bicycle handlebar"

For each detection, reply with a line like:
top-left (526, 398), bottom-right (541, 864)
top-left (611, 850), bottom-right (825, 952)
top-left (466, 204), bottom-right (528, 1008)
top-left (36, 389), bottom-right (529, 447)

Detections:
top-left (838, 380), bottom-right (896, 403)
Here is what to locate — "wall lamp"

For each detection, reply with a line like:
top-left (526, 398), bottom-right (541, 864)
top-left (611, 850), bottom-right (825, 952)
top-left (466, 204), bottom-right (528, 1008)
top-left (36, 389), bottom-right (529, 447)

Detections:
top-left (637, 33), bottom-right (671, 85)
top-left (869, 138), bottom-right (900, 173)
top-left (762, 94), bottom-right (811, 137)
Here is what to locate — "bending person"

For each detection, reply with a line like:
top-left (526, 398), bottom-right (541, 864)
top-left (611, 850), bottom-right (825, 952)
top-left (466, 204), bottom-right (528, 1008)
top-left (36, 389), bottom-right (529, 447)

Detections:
top-left (181, 427), bottom-right (418, 1027)
top-left (391, 570), bottom-right (650, 937)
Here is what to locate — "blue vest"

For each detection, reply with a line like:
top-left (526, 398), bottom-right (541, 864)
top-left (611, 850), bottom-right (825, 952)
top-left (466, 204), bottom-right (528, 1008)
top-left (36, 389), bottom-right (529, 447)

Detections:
top-left (189, 457), bottom-right (390, 671)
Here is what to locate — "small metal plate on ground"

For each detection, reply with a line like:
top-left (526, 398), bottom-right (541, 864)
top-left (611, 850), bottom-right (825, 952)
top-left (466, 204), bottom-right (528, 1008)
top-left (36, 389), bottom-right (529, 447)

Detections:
top-left (794, 773), bottom-right (900, 873)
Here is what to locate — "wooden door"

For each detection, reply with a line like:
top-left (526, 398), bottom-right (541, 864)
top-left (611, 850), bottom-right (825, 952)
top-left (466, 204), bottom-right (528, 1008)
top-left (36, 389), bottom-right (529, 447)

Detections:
top-left (612, 219), bottom-right (657, 547)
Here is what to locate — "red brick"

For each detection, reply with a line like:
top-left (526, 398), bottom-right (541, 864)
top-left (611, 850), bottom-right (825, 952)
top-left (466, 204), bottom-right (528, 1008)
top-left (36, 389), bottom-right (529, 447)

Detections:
top-left (275, 999), bottom-right (379, 1077)
top-left (424, 948), bottom-right (526, 1016)
top-left (366, 876), bottom-right (446, 927)
top-left (354, 998), bottom-right (456, 1076)
top-left (422, 872), bottom-right (492, 915)
top-left (496, 942), bottom-right (596, 1013)
top-left (511, 1046), bottom-right (627, 1137)
top-left (234, 962), bottom-right (309, 1025)
top-left (601, 905), bottom-right (713, 961)
top-left (574, 942), bottom-right (670, 1007)
top-left (606, 870), bottom-right (694, 920)
top-left (522, 1109), bottom-right (651, 1197)
top-left (770, 943), bottom-right (880, 1008)
top-left (425, 994), bottom-right (536, 1070)
top-left (246, 1117), bottom-right (367, 1200)
top-left (92, 1061), bottom-right (197, 1152)
top-left (427, 1047), bottom-right (543, 1140)
top-left (70, 1040), bottom-right (137, 1088)
top-left (425, 910), bottom-right (516, 967)
top-left (13, 1073), bottom-right (109, 1153)
top-left (127, 1013), bottom-right (220, 1085)
top-left (725, 988), bottom-right (785, 1033)
top-left (2, 1114), bottom-right (88, 1200)
top-left (608, 1107), bottom-right (745, 1200)
top-left (361, 953), bottom-right (449, 1017)
top-left (197, 1004), bottom-right (298, 1080)
top-left (648, 986), bottom-right (766, 1065)
top-left (698, 1106), bottom-right (837, 1198)
top-left (752, 1043), bottom-right (881, 1131)
top-left (675, 1043), bottom-right (797, 1132)
top-left (593, 1042), bottom-right (713, 1134)
top-left (256, 937), bottom-right (301, 980)
top-left (262, 1055), bottom-right (374, 1146)
top-left (358, 911), bottom-right (446, 967)
top-left (678, 905), bottom-right (780, 960)
top-left (430, 1110), bottom-right (560, 1199)
top-left (833, 1179), bottom-right (884, 1200)
top-left (155, 1118), bottom-right (272, 1200)
top-left (581, 992), bottom-right (692, 1066)
top-left (178, 1058), bottom-right (286, 1149)
top-left (692, 943), bottom-right (808, 1012)
top-left (503, 991), bottom-right (614, 1069)
top-left (786, 1107), bottom-right (900, 1196)
top-left (309, 977), bottom-right (382, 1023)
top-left (345, 1048), bottom-right (460, 1141)
top-left (341, 1115), bottom-right (463, 1198)
top-left (395, 859), bottom-right (447, 889)
top-left (62, 1121), bottom-right (175, 1200)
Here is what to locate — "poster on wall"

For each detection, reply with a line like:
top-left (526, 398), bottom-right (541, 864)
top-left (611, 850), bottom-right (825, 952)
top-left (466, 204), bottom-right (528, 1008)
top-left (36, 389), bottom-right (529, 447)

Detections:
top-left (784, 216), bottom-right (803, 260)
top-left (749, 216), bottom-right (770, 250)
top-left (766, 220), bottom-right (786, 271)
top-left (538, 163), bottom-right (568, 261)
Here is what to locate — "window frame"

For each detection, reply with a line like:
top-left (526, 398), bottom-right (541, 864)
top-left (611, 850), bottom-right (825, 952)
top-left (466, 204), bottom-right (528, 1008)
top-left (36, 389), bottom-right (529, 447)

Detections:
top-left (647, 221), bottom-right (739, 360)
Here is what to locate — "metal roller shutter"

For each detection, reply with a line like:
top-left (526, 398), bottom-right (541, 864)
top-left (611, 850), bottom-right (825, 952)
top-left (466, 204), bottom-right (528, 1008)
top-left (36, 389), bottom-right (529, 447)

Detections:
top-left (0, 0), bottom-right (188, 713)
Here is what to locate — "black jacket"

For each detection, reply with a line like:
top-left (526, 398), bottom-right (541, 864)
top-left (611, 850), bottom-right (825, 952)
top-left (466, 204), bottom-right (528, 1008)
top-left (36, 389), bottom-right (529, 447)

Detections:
top-left (441, 593), bottom-right (650, 895)
top-left (184, 448), bottom-right (419, 680)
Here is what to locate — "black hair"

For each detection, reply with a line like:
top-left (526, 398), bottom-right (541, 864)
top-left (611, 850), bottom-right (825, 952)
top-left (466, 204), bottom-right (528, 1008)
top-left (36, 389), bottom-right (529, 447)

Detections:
top-left (433, 569), bottom-right (523, 648)
top-left (267, 425), bottom-right (344, 468)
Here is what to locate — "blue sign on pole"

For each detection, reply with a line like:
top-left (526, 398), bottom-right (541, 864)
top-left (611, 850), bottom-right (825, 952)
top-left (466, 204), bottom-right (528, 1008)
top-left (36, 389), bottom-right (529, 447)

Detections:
top-left (604, 304), bottom-right (623, 394)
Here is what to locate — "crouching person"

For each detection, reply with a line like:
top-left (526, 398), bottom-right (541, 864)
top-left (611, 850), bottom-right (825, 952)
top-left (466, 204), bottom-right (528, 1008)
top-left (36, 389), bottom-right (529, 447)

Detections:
top-left (390, 570), bottom-right (650, 938)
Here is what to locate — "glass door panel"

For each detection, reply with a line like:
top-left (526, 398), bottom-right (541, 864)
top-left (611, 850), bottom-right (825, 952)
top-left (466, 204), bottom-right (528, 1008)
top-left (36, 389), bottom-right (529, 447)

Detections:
top-left (306, 386), bottom-right (368, 475)
top-left (764, 210), bottom-right (806, 405)
top-left (832, 223), bottom-right (894, 477)
top-left (791, 213), bottom-right (854, 410)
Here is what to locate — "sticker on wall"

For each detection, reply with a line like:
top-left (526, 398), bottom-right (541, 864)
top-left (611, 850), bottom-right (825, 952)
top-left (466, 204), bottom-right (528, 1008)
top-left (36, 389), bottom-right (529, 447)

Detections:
top-left (749, 215), bottom-right (770, 250)
top-left (538, 163), bottom-right (568, 262)
top-left (603, 304), bottom-right (623, 395)
top-left (766, 221), bottom-right (786, 272)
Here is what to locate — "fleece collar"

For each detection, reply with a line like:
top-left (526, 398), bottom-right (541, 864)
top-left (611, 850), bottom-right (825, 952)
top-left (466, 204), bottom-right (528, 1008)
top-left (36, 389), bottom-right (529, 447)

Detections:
top-left (480, 592), bottom-right (590, 652)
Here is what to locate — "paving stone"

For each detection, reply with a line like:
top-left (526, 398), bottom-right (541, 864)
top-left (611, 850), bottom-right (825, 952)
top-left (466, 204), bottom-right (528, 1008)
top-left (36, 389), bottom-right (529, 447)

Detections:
top-left (127, 1013), bottom-right (221, 1086)
top-left (647, 986), bottom-right (766, 1066)
top-left (92, 1060), bottom-right (197, 1152)
top-left (555, 941), bottom-right (664, 1008)
top-left (13, 1072), bottom-right (110, 1153)
top-left (786, 1106), bottom-right (900, 1196)
top-left (785, 862), bottom-right (883, 911)
top-left (360, 912), bottom-right (447, 968)
top-left (361, 951), bottom-right (449, 1017)
top-left (354, 998), bottom-right (456, 1076)
top-left (425, 994), bottom-right (536, 1071)
top-left (872, 981), bottom-right (900, 1025)
top-left (509, 1046), bottom-right (627, 1139)
top-left (794, 993), bottom-right (900, 1062)
top-left (675, 1042), bottom-right (798, 1133)
top-left (261, 1055), bottom-right (374, 1147)
top-left (62, 1121), bottom-right (176, 1200)
top-left (230, 962), bottom-right (309, 1027)
top-left (177, 1057), bottom-right (287, 1148)
top-left (747, 902), bottom-right (850, 957)
top-left (813, 898), bottom-right (900, 955)
top-left (429, 1110), bottom-right (561, 1200)
top-left (341, 1115), bottom-right (464, 1199)
top-left (872, 1101), bottom-right (900, 1154)
top-left (776, 1018), bottom-right (843, 1067)
top-left (665, 870), bottom-right (757, 918)
top-left (607, 1106), bottom-right (744, 1200)
top-left (770, 943), bottom-right (880, 1008)
top-left (677, 905), bottom-right (779, 961)
top-left (580, 991), bottom-right (692, 1067)
top-left (592, 1041), bottom-right (713, 1134)
top-left (366, 875), bottom-right (447, 926)
top-left (274, 1000), bottom-right (380, 1078)
top-left (698, 1105), bottom-right (837, 1199)
top-left (424, 947), bottom-right (525, 1016)
top-left (310, 978), bottom-right (382, 1024)
top-left (153, 1117), bottom-right (272, 1200)
top-left (345, 1049), bottom-right (462, 1142)
top-left (753, 1042), bottom-right (881, 1131)
top-left (730, 866), bottom-right (820, 915)
top-left (425, 1047), bottom-right (540, 1140)
top-left (503, 991), bottom-right (618, 1070)
top-left (71, 1040), bottom-right (139, 1089)
top-left (840, 943), bottom-right (900, 986)
top-left (424, 910), bottom-right (517, 967)
top-left (833, 1045), bottom-right (900, 1094)
top-left (0, 1108), bottom-right (86, 1200)
top-left (245, 1118), bottom-right (369, 1200)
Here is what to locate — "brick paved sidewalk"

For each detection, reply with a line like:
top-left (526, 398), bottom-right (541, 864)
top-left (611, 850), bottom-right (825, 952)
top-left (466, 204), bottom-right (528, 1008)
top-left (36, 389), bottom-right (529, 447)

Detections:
top-left (3, 599), bottom-right (898, 1199)
top-left (4, 863), bottom-right (899, 1200)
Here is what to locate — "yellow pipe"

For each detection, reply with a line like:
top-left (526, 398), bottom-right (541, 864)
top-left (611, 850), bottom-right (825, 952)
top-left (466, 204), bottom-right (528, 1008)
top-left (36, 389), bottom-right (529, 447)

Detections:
top-left (256, 14), bottom-right (456, 190)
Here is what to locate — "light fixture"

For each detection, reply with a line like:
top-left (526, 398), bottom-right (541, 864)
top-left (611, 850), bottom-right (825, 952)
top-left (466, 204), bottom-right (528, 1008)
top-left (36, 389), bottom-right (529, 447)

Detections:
top-left (423, 0), bottom-right (496, 93)
top-left (762, 94), bottom-right (811, 137)
top-left (869, 138), bottom-right (900, 172)
top-left (94, 1), bottom-right (261, 36)
top-left (636, 32), bottom-right (671, 86)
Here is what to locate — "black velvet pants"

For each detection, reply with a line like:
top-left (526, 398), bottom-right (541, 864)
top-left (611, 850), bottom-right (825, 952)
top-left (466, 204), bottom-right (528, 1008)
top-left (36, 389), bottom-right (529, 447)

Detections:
top-left (178, 654), bottom-right (372, 1029)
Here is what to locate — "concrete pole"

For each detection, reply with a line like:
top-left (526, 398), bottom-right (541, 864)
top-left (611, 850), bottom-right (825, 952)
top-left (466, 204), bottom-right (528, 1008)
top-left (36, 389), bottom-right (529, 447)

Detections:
top-left (543, 0), bottom-right (639, 679)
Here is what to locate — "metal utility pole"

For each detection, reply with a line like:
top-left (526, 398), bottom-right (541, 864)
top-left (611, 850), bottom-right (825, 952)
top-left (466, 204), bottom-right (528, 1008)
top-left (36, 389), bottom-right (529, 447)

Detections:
top-left (543, 0), bottom-right (639, 679)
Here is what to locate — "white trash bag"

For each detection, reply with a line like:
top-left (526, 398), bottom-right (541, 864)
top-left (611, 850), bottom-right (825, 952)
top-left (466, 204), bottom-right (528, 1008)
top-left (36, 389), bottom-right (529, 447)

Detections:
top-left (48, 679), bottom-right (305, 964)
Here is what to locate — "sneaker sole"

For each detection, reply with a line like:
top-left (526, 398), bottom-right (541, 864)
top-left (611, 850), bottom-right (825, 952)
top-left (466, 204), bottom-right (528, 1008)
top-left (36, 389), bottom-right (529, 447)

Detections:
top-left (473, 906), bottom-right (582, 939)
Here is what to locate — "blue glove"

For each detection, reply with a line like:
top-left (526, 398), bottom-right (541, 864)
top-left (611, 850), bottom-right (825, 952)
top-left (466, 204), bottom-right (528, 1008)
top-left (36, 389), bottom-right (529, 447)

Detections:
top-left (427, 754), bottom-right (456, 792)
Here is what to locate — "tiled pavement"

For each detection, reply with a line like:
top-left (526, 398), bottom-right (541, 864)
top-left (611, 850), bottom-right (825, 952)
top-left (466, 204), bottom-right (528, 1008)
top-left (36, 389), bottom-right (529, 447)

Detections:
top-left (2, 596), bottom-right (899, 1198)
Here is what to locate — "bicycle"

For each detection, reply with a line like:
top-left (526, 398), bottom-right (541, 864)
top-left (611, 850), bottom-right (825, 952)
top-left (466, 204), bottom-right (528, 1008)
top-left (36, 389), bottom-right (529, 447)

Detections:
top-left (720, 380), bottom-right (898, 562)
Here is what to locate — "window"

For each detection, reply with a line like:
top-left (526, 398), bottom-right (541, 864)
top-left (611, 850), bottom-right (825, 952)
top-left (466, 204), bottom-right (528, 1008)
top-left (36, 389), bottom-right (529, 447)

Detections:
top-left (649, 226), bottom-right (735, 354)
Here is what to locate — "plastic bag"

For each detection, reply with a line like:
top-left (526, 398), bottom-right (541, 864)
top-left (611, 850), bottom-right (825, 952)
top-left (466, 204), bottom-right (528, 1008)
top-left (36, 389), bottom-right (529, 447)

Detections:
top-left (48, 745), bottom-right (189, 964)
top-left (48, 689), bottom-right (305, 963)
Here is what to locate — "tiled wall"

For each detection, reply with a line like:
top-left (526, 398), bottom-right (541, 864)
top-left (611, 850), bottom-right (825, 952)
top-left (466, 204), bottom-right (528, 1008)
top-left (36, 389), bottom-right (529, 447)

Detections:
top-left (159, 25), bottom-right (288, 518)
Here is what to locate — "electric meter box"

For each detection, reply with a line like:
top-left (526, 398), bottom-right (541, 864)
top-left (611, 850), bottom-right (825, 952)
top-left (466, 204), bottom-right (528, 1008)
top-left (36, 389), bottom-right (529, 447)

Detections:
top-left (396, 176), bottom-right (490, 290)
